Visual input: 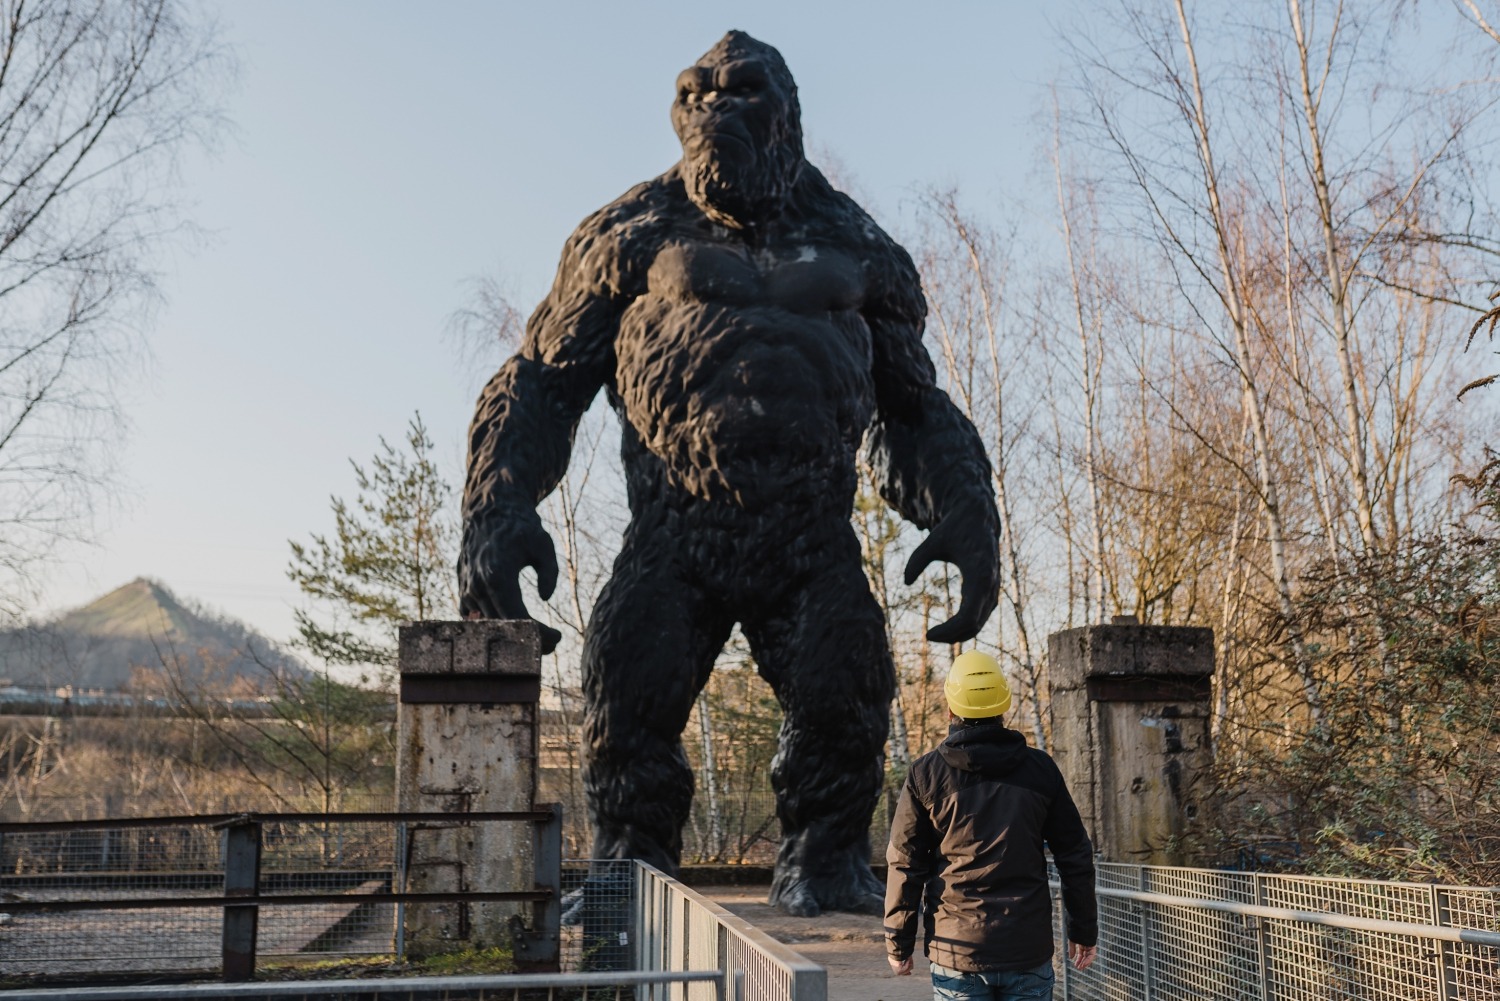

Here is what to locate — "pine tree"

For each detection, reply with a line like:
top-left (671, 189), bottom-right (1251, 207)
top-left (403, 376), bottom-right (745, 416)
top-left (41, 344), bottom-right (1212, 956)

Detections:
top-left (287, 415), bottom-right (457, 684)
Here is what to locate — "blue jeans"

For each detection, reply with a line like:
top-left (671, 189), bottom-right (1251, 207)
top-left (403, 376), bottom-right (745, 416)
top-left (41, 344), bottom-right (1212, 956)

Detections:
top-left (930, 960), bottom-right (1056, 1000)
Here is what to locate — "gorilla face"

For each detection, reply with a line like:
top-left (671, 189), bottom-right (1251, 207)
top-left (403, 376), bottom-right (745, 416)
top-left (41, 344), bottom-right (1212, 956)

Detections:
top-left (672, 31), bottom-right (804, 231)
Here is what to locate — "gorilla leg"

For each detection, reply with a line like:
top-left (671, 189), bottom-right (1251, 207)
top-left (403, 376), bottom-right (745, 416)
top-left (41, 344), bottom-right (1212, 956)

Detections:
top-left (743, 526), bottom-right (895, 916)
top-left (582, 529), bottom-right (732, 873)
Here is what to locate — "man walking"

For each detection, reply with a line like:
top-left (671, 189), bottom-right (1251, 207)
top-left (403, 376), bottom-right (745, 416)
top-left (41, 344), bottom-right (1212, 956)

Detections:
top-left (885, 651), bottom-right (1098, 999)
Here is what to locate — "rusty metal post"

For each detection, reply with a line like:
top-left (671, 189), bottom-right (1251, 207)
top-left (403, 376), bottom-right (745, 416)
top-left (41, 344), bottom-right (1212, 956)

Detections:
top-left (396, 619), bottom-right (544, 960)
top-left (1048, 617), bottom-right (1214, 864)
top-left (513, 802), bottom-right (562, 971)
top-left (219, 817), bottom-right (261, 981)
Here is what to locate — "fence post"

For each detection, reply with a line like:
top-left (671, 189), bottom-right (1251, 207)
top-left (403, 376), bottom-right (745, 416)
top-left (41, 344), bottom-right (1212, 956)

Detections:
top-left (790, 965), bottom-right (828, 1001)
top-left (1253, 872), bottom-right (1270, 1001)
top-left (633, 864), bottom-right (645, 974)
top-left (514, 803), bottom-right (561, 971)
top-left (1137, 868), bottom-right (1155, 1000)
top-left (633, 865), bottom-right (652, 1001)
top-left (219, 817), bottom-right (261, 981)
top-left (394, 821), bottom-right (408, 960)
top-left (716, 922), bottom-right (731, 1001)
top-left (1431, 884), bottom-right (1456, 1000)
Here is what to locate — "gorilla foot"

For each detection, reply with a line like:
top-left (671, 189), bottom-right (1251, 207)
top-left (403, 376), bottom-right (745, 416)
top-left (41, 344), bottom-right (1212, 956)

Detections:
top-left (768, 839), bottom-right (884, 917)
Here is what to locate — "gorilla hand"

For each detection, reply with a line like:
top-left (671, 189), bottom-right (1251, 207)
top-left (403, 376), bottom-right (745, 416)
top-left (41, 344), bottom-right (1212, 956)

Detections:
top-left (457, 509), bottom-right (563, 654)
top-left (903, 500), bottom-right (1000, 644)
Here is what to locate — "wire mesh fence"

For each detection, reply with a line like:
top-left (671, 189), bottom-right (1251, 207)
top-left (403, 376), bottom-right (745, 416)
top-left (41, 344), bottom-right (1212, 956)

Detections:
top-left (0, 821), bottom-right (389, 974)
top-left (0, 814), bottom-right (555, 977)
top-left (1052, 863), bottom-right (1500, 1000)
top-left (0, 851), bottom-right (821, 1001)
top-left (559, 859), bottom-right (634, 973)
top-left (0, 814), bottom-right (676, 986)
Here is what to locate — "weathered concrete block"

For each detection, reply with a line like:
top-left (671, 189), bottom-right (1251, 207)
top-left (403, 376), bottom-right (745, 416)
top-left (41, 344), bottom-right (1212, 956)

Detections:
top-left (1048, 618), bottom-right (1214, 866)
top-left (1051, 622), bottom-right (1213, 683)
top-left (398, 619), bottom-right (542, 675)
top-left (397, 619), bottom-right (542, 960)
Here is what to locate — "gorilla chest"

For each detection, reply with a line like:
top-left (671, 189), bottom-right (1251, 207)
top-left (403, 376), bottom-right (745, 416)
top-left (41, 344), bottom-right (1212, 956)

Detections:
top-left (614, 235), bottom-right (878, 485)
top-left (643, 237), bottom-right (865, 313)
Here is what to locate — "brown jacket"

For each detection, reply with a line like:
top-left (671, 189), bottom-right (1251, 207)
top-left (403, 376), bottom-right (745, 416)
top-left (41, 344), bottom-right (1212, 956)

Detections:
top-left (884, 722), bottom-right (1097, 972)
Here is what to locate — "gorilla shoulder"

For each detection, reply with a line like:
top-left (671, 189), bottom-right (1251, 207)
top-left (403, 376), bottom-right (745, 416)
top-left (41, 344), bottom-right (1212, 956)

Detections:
top-left (561, 175), bottom-right (680, 299)
top-left (792, 166), bottom-right (922, 320)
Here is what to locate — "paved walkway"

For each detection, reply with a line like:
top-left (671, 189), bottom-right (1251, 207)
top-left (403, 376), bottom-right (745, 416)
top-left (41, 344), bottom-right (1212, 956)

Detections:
top-left (700, 885), bottom-right (934, 1001)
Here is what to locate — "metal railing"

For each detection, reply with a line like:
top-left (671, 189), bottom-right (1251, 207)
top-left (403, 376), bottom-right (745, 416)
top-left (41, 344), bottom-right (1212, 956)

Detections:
top-left (0, 971), bottom-right (721, 1001)
top-left (633, 862), bottom-right (826, 1001)
top-left (1052, 863), bottom-right (1500, 1000)
top-left (0, 809), bottom-right (562, 978)
top-left (0, 828), bottom-right (826, 1001)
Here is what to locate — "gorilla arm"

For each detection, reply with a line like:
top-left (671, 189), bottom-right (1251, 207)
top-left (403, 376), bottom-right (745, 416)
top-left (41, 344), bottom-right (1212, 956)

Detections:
top-left (459, 215), bottom-right (629, 653)
top-left (864, 247), bottom-right (1000, 645)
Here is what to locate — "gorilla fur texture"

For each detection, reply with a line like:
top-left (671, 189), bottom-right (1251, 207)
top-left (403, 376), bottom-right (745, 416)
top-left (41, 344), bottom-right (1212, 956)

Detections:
top-left (459, 30), bottom-right (1000, 916)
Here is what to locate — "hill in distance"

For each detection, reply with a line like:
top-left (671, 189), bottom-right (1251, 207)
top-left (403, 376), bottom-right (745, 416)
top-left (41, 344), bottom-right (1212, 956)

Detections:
top-left (0, 578), bottom-right (306, 692)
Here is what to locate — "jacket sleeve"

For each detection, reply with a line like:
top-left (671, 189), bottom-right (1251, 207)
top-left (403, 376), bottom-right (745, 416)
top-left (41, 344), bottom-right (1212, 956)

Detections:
top-left (884, 769), bottom-right (938, 962)
top-left (1043, 763), bottom-right (1098, 948)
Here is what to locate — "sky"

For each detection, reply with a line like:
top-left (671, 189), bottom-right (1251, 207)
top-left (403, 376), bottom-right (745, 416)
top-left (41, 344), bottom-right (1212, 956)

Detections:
top-left (31, 1), bottom-right (1074, 644)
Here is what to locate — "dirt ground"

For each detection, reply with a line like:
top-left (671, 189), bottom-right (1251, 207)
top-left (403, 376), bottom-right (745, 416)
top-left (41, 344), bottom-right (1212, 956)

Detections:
top-left (699, 885), bottom-right (934, 1001)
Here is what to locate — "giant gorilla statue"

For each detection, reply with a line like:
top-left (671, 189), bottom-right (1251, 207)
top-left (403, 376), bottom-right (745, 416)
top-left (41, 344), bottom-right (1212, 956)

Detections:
top-left (459, 30), bottom-right (1000, 916)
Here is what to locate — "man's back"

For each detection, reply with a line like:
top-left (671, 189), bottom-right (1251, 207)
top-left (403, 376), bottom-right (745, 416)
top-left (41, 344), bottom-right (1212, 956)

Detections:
top-left (886, 721), bottom-right (1096, 974)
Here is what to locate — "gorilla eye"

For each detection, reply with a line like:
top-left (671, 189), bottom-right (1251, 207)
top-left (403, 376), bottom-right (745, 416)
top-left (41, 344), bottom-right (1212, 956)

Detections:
top-left (717, 62), bottom-right (769, 94)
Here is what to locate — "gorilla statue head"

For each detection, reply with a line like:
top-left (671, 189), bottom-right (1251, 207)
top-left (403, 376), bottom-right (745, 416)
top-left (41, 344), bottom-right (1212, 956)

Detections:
top-left (671, 31), bottom-right (805, 231)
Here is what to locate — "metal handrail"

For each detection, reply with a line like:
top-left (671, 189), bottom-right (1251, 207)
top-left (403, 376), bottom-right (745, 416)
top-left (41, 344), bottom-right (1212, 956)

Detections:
top-left (634, 861), bottom-right (827, 1001)
top-left (1094, 860), bottom-right (1500, 895)
top-left (0, 810), bottom-right (554, 834)
top-left (1101, 885), bottom-right (1500, 947)
top-left (0, 890), bottom-right (552, 912)
top-left (635, 861), bottom-right (823, 975)
top-left (0, 970), bottom-right (721, 1000)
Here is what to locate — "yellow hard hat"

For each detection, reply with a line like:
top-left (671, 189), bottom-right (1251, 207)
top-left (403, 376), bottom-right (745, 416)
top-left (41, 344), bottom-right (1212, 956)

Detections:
top-left (944, 651), bottom-right (1011, 718)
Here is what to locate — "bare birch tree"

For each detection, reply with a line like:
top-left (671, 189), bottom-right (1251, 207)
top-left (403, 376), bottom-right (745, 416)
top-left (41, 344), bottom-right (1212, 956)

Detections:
top-left (1071, 0), bottom-right (1322, 726)
top-left (0, 0), bottom-right (228, 617)
top-left (917, 190), bottom-right (1049, 747)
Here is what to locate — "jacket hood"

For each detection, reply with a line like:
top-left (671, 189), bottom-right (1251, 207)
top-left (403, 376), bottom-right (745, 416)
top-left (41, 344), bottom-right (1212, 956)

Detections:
top-left (938, 722), bottom-right (1030, 776)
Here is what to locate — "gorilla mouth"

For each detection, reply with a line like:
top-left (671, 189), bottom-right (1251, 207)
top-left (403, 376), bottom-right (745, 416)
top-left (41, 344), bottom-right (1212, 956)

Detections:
top-left (693, 129), bottom-right (753, 156)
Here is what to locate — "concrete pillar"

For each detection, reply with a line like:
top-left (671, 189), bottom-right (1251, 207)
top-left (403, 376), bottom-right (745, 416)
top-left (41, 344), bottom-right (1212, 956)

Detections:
top-left (396, 619), bottom-right (542, 959)
top-left (1048, 617), bottom-right (1213, 865)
